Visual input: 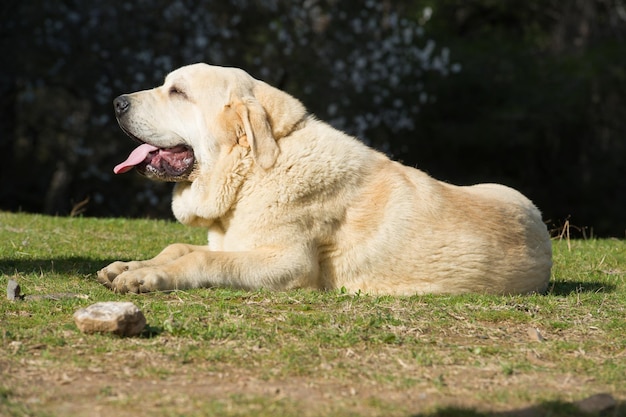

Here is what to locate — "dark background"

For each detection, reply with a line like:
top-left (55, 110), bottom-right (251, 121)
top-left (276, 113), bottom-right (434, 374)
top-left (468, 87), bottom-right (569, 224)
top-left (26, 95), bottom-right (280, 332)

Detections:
top-left (1, 0), bottom-right (625, 237)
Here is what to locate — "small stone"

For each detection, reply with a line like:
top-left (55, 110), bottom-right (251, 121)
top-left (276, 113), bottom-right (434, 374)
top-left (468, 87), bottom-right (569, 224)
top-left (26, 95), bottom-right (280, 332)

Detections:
top-left (74, 302), bottom-right (146, 337)
top-left (7, 279), bottom-right (22, 301)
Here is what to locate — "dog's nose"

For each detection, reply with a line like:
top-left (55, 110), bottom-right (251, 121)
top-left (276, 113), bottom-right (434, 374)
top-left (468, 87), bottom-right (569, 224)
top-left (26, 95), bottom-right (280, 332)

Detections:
top-left (113, 95), bottom-right (130, 117)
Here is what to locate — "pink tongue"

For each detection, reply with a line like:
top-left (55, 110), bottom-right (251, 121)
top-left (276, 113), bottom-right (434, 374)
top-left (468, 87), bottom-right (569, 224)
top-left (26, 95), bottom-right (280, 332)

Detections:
top-left (114, 143), bottom-right (159, 174)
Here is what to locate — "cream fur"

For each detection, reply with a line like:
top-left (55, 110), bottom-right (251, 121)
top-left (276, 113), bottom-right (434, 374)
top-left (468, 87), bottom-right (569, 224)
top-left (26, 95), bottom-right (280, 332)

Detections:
top-left (98, 63), bottom-right (552, 295)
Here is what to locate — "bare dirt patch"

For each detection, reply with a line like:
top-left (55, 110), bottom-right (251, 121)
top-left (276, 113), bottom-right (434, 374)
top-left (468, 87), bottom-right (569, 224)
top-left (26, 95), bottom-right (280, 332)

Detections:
top-left (1, 322), bottom-right (622, 417)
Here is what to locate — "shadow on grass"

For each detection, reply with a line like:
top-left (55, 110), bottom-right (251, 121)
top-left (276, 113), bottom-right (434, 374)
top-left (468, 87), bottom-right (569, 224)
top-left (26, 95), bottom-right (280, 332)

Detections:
top-left (2, 258), bottom-right (619, 295)
top-left (0, 257), bottom-right (118, 276)
top-left (140, 325), bottom-right (164, 339)
top-left (413, 394), bottom-right (623, 417)
top-left (547, 280), bottom-right (616, 296)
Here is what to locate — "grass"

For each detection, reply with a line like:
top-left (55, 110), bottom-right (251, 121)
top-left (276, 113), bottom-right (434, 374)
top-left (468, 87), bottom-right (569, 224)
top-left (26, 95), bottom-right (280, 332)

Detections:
top-left (1, 211), bottom-right (625, 417)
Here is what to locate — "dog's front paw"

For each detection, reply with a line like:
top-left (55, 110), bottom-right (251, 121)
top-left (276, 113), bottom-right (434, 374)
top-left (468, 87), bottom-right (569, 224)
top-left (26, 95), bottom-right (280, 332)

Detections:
top-left (108, 268), bottom-right (171, 294)
top-left (97, 261), bottom-right (131, 288)
top-left (97, 260), bottom-right (149, 287)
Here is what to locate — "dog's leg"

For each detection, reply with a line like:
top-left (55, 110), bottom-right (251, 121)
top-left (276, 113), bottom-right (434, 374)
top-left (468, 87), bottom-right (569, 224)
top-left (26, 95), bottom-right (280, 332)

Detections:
top-left (103, 246), bottom-right (316, 294)
top-left (97, 243), bottom-right (207, 288)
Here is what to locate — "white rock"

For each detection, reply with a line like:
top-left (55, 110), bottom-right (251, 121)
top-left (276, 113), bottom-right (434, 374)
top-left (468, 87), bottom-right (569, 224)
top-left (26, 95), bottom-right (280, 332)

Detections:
top-left (74, 302), bottom-right (146, 337)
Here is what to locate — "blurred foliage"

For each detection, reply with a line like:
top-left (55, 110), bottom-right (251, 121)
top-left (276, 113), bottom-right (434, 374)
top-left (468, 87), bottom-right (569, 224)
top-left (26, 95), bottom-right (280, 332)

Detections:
top-left (411, 0), bottom-right (626, 237)
top-left (0, 0), bottom-right (624, 236)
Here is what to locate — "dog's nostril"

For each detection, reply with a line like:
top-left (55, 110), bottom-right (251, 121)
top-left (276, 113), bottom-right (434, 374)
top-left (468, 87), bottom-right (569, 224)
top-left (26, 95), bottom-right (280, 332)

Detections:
top-left (113, 95), bottom-right (130, 116)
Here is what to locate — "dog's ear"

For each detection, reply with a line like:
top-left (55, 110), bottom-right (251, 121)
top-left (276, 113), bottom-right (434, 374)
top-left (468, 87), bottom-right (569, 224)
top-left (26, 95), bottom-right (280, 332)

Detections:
top-left (234, 81), bottom-right (307, 170)
top-left (235, 97), bottom-right (279, 170)
top-left (252, 81), bottom-right (307, 140)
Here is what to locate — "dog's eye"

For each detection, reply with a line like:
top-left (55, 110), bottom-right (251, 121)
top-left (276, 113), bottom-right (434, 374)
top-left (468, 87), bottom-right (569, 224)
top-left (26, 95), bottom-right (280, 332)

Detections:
top-left (169, 86), bottom-right (186, 98)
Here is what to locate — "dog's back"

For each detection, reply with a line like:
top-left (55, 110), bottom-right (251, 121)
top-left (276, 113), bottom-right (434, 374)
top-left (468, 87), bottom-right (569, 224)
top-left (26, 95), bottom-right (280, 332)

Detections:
top-left (288, 120), bottom-right (553, 295)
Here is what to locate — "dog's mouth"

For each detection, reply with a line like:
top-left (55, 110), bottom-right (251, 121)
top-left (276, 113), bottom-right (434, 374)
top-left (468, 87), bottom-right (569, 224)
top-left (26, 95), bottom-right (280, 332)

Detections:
top-left (114, 141), bottom-right (195, 181)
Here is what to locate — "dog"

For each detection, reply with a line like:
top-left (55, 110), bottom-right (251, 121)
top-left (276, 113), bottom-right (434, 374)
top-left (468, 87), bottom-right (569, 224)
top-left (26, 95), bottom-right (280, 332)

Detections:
top-left (98, 63), bottom-right (552, 295)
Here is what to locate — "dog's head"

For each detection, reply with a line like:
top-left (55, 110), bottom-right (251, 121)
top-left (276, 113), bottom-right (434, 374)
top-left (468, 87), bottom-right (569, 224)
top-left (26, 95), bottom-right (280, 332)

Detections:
top-left (112, 63), bottom-right (306, 181)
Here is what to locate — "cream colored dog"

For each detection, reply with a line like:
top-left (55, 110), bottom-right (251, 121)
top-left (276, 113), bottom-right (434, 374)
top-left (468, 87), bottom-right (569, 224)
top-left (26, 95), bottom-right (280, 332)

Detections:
top-left (98, 63), bottom-right (552, 295)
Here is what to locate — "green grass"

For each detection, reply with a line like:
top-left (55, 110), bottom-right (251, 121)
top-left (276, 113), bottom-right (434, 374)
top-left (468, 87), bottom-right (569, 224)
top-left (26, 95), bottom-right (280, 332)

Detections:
top-left (1, 211), bottom-right (625, 417)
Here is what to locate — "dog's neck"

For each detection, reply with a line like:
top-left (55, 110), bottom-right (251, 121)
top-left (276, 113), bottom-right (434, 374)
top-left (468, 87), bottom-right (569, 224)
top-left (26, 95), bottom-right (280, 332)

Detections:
top-left (172, 146), bottom-right (253, 226)
top-left (170, 115), bottom-right (311, 228)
